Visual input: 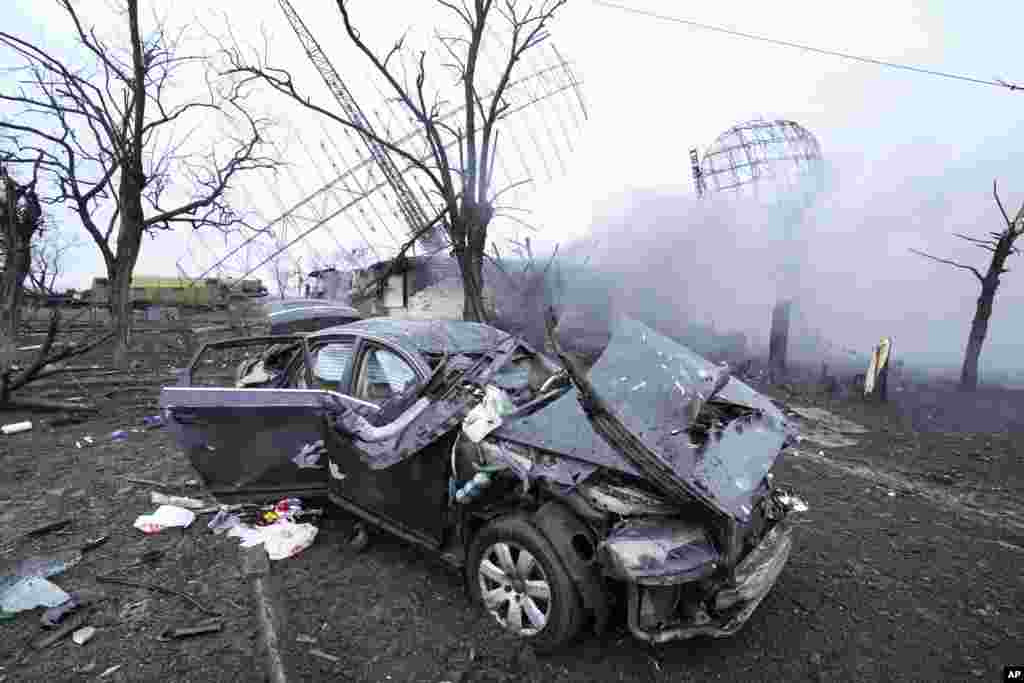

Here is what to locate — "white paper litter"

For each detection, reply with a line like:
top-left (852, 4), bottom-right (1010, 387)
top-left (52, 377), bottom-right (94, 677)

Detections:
top-left (227, 524), bottom-right (267, 548)
top-left (133, 505), bottom-right (196, 534)
top-left (225, 520), bottom-right (318, 559)
top-left (262, 521), bottom-right (318, 560)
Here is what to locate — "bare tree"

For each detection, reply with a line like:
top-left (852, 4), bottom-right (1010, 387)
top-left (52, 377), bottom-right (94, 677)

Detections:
top-left (0, 162), bottom-right (115, 410)
top-left (0, 162), bottom-right (43, 342)
top-left (27, 224), bottom-right (84, 297)
top-left (0, 0), bottom-right (278, 366)
top-left (911, 180), bottom-right (1024, 391)
top-left (222, 0), bottom-right (566, 322)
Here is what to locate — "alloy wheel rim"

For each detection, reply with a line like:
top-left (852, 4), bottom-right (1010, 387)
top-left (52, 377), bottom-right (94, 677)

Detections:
top-left (477, 541), bottom-right (552, 636)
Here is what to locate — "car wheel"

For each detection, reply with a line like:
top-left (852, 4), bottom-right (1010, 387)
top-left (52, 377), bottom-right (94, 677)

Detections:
top-left (467, 515), bottom-right (584, 652)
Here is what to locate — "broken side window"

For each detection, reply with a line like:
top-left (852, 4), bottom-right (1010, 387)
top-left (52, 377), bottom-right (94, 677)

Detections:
top-left (305, 339), bottom-right (356, 392)
top-left (354, 347), bottom-right (419, 406)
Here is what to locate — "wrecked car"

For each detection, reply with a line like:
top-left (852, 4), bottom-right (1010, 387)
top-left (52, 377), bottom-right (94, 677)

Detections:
top-left (160, 316), bottom-right (806, 651)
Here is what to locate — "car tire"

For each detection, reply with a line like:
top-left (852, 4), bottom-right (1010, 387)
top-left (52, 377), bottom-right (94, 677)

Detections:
top-left (467, 515), bottom-right (584, 652)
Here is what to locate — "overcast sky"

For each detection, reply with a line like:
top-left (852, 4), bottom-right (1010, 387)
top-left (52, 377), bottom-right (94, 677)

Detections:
top-left (4, 0), bottom-right (1023, 373)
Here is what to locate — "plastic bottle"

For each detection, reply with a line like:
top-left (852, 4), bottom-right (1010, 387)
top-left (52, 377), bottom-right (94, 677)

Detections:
top-left (2, 421), bottom-right (32, 435)
top-left (455, 472), bottom-right (492, 504)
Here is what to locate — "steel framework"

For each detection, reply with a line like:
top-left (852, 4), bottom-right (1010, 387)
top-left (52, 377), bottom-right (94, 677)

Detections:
top-left (692, 119), bottom-right (825, 370)
top-left (178, 8), bottom-right (586, 293)
top-left (695, 119), bottom-right (823, 199)
top-left (278, 0), bottom-right (442, 252)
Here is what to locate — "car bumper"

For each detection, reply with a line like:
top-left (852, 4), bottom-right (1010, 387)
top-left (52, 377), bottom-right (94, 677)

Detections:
top-left (626, 519), bottom-right (794, 643)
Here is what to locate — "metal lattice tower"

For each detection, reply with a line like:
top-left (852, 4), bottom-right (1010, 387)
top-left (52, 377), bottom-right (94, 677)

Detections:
top-left (178, 6), bottom-right (587, 295)
top-left (278, 0), bottom-right (443, 251)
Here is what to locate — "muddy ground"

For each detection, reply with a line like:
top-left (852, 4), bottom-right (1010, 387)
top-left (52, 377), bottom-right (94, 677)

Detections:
top-left (1, 310), bottom-right (1021, 682)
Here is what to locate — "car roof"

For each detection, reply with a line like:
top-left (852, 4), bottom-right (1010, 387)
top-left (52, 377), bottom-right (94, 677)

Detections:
top-left (263, 298), bottom-right (361, 316)
top-left (310, 318), bottom-right (511, 355)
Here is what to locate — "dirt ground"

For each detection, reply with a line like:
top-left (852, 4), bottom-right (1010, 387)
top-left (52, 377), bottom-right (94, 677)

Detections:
top-left (1, 311), bottom-right (1022, 682)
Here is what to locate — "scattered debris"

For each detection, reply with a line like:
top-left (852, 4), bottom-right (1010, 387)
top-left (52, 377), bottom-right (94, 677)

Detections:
top-left (787, 405), bottom-right (869, 434)
top-left (309, 648), bottom-right (340, 664)
top-left (149, 492), bottom-right (207, 509)
top-left (261, 521), bottom-right (318, 561)
top-left (461, 385), bottom-right (514, 442)
top-left (96, 576), bottom-right (220, 617)
top-left (0, 577), bottom-right (69, 614)
top-left (46, 414), bottom-right (88, 428)
top-left (142, 415), bottom-right (164, 429)
top-left (158, 619), bottom-right (223, 641)
top-left (99, 664), bottom-right (122, 678)
top-left (296, 634), bottom-right (317, 644)
top-left (25, 518), bottom-right (72, 538)
top-left (208, 509), bottom-right (242, 534)
top-left (32, 610), bottom-right (91, 649)
top-left (777, 493), bottom-right (810, 513)
top-left (218, 498), bottom-right (321, 559)
top-left (0, 549), bottom-right (83, 615)
top-left (1, 421), bottom-right (32, 435)
top-left (72, 625), bottom-right (97, 645)
top-left (99, 549), bottom-right (165, 579)
top-left (117, 599), bottom-right (150, 622)
top-left (292, 440), bottom-right (326, 469)
top-left (348, 523), bottom-right (369, 552)
top-left (133, 504), bottom-right (196, 533)
top-left (41, 590), bottom-right (103, 627)
top-left (0, 518), bottom-right (72, 554)
top-left (121, 476), bottom-right (171, 488)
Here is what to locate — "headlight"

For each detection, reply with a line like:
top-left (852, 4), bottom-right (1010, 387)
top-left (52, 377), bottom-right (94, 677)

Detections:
top-left (599, 517), bottom-right (720, 584)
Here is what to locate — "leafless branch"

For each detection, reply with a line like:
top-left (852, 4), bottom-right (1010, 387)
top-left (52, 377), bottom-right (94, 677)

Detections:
top-left (909, 249), bottom-right (984, 282)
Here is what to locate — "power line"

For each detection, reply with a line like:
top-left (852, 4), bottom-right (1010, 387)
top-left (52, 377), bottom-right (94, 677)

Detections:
top-left (592, 0), bottom-right (1022, 93)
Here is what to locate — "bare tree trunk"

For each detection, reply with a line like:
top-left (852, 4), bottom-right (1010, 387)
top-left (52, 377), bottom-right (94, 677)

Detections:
top-left (1, 173), bottom-right (41, 375)
top-left (0, 231), bottom-right (30, 339)
top-left (455, 216), bottom-right (491, 323)
top-left (960, 280), bottom-right (997, 391)
top-left (110, 177), bottom-right (145, 368)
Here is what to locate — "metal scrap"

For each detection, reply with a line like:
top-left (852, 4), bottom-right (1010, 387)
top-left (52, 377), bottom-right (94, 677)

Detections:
top-left (309, 648), bottom-right (340, 664)
top-left (158, 619), bottom-right (223, 641)
top-left (95, 576), bottom-right (220, 617)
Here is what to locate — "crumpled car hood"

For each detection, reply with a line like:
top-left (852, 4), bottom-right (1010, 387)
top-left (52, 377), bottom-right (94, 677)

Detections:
top-left (495, 317), bottom-right (789, 521)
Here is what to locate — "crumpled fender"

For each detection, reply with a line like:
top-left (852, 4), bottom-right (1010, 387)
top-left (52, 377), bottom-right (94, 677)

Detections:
top-left (530, 501), bottom-right (609, 635)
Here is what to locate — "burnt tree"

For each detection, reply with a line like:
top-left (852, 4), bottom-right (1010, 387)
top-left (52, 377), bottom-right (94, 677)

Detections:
top-left (222, 0), bottom-right (566, 323)
top-left (0, 1), bottom-right (277, 367)
top-left (910, 180), bottom-right (1024, 391)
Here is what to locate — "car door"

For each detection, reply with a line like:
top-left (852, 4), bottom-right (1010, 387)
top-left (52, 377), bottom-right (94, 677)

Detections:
top-left (159, 335), bottom-right (357, 503)
top-left (324, 338), bottom-right (455, 548)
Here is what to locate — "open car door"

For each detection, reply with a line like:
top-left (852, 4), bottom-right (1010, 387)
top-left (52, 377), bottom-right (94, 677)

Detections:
top-left (160, 336), bottom-right (337, 503)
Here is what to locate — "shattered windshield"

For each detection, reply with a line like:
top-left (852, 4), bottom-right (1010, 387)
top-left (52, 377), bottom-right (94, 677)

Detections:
top-left (586, 316), bottom-right (787, 519)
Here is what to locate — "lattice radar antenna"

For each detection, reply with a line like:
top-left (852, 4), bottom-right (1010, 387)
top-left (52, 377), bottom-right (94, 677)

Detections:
top-left (691, 119), bottom-right (827, 362)
top-left (177, 6), bottom-right (587, 294)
